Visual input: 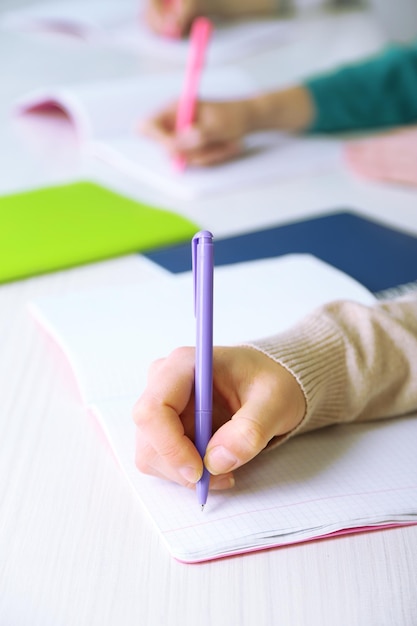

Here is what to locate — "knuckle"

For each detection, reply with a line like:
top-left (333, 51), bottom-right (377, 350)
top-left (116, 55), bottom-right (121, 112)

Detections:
top-left (147, 356), bottom-right (165, 377)
top-left (238, 418), bottom-right (269, 453)
top-left (168, 345), bottom-right (194, 363)
top-left (132, 395), bottom-right (154, 427)
top-left (158, 437), bottom-right (184, 463)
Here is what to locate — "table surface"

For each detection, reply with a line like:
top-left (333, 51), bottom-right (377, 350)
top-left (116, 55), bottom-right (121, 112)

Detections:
top-left (1, 3), bottom-right (417, 625)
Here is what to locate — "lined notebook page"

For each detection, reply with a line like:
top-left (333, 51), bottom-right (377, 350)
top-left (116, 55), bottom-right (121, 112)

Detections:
top-left (28, 254), bottom-right (417, 561)
top-left (94, 399), bottom-right (417, 562)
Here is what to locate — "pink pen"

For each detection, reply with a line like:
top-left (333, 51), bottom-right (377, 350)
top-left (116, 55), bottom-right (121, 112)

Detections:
top-left (174, 17), bottom-right (213, 172)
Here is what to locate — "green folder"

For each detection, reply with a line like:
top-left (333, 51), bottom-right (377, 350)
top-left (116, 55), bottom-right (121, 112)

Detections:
top-left (0, 181), bottom-right (199, 283)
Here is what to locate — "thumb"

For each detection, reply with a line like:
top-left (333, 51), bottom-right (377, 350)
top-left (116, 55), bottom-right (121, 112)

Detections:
top-left (204, 401), bottom-right (281, 476)
top-left (204, 348), bottom-right (306, 476)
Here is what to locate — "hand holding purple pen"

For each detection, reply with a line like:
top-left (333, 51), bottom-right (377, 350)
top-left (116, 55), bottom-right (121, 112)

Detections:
top-left (133, 241), bottom-right (306, 501)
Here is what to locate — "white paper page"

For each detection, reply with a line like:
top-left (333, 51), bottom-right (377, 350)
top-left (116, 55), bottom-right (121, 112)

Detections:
top-left (93, 400), bottom-right (417, 562)
top-left (1, 0), bottom-right (296, 64)
top-left (29, 255), bottom-right (417, 562)
top-left (29, 254), bottom-right (375, 404)
top-left (97, 132), bottom-right (342, 199)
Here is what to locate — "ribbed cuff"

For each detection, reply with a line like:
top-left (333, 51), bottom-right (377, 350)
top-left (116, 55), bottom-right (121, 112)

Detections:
top-left (244, 309), bottom-right (348, 446)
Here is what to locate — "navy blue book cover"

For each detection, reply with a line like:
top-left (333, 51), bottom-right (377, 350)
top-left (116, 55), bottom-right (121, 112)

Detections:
top-left (144, 210), bottom-right (417, 294)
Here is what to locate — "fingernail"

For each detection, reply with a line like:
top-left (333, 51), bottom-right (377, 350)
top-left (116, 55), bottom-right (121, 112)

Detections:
top-left (205, 446), bottom-right (238, 474)
top-left (179, 465), bottom-right (200, 484)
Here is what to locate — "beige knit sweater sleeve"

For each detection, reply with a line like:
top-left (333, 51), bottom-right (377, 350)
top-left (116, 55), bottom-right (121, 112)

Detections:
top-left (247, 296), bottom-right (417, 442)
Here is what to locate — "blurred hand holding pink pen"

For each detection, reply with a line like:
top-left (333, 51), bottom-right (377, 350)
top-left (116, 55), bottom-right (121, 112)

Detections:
top-left (174, 17), bottom-right (213, 171)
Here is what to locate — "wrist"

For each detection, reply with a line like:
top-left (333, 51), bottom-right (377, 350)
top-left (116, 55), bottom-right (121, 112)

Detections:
top-left (247, 308), bottom-right (347, 436)
top-left (199, 0), bottom-right (277, 17)
top-left (245, 86), bottom-right (315, 133)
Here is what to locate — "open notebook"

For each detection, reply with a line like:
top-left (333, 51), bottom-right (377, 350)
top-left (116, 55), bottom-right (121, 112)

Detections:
top-left (14, 68), bottom-right (341, 199)
top-left (29, 253), bottom-right (417, 562)
top-left (1, 0), bottom-right (296, 64)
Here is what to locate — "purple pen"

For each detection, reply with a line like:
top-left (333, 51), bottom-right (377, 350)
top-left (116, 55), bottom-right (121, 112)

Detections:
top-left (192, 231), bottom-right (214, 510)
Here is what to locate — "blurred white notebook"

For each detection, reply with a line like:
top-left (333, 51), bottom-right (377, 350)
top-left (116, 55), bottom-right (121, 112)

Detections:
top-left (1, 0), bottom-right (296, 63)
top-left (14, 68), bottom-right (341, 199)
top-left (28, 253), bottom-right (417, 562)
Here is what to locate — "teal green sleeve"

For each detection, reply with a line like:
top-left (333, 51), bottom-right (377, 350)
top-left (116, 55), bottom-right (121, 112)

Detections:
top-left (304, 43), bottom-right (417, 133)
